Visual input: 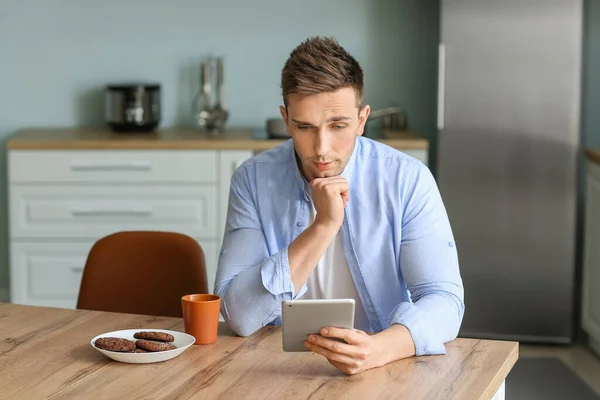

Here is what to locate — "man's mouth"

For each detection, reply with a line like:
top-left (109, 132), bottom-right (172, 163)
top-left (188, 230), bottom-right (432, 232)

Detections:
top-left (313, 161), bottom-right (334, 171)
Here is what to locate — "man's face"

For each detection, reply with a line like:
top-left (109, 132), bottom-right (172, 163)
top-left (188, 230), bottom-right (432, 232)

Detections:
top-left (280, 88), bottom-right (370, 182)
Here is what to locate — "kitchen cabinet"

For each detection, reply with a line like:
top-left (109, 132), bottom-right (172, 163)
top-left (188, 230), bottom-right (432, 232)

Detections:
top-left (583, 153), bottom-right (600, 357)
top-left (7, 148), bottom-right (237, 309)
top-left (6, 127), bottom-right (428, 310)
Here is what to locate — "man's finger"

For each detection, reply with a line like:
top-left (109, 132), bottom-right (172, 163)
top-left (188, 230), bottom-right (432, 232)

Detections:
top-left (304, 342), bottom-right (360, 367)
top-left (311, 176), bottom-right (347, 184)
top-left (307, 335), bottom-right (363, 358)
top-left (320, 327), bottom-right (364, 345)
top-left (311, 177), bottom-right (349, 188)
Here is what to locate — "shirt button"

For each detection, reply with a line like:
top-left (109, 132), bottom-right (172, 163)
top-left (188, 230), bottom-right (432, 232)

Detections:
top-left (297, 221), bottom-right (303, 227)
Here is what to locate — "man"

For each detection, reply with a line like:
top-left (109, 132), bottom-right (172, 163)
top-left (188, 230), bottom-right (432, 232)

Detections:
top-left (214, 36), bottom-right (464, 375)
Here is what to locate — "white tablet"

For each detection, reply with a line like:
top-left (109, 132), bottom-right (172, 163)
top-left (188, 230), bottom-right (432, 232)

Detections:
top-left (281, 298), bottom-right (355, 352)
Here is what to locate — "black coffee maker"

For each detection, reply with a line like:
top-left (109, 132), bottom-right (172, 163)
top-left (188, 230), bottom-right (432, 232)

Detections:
top-left (105, 83), bottom-right (161, 133)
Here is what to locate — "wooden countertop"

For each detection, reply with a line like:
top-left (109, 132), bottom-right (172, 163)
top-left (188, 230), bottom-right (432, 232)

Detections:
top-left (586, 149), bottom-right (600, 165)
top-left (6, 127), bottom-right (428, 150)
top-left (1, 303), bottom-right (518, 399)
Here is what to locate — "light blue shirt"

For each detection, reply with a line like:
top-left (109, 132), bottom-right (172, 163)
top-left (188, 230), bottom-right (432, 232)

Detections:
top-left (214, 137), bottom-right (464, 356)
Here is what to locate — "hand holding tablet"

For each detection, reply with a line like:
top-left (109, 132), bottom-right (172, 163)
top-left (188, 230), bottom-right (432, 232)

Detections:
top-left (281, 298), bottom-right (355, 352)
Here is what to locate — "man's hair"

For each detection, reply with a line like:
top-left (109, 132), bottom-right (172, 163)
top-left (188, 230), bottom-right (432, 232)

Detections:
top-left (281, 36), bottom-right (364, 108)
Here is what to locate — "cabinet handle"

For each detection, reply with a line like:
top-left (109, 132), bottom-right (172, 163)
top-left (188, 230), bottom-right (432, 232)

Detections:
top-left (71, 208), bottom-right (153, 217)
top-left (71, 266), bottom-right (84, 273)
top-left (70, 161), bottom-right (152, 171)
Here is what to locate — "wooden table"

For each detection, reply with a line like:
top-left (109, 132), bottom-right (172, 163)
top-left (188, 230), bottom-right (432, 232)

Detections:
top-left (0, 303), bottom-right (518, 399)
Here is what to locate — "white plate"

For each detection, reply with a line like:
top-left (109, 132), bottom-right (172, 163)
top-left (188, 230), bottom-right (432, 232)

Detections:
top-left (90, 329), bottom-right (196, 364)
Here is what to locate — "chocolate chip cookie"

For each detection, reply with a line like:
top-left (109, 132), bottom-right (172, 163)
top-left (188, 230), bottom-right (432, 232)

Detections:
top-left (135, 339), bottom-right (177, 352)
top-left (133, 331), bottom-right (175, 342)
top-left (95, 337), bottom-right (136, 352)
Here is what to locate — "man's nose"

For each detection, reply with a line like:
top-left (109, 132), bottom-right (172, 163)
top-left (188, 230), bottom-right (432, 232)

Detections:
top-left (315, 129), bottom-right (330, 157)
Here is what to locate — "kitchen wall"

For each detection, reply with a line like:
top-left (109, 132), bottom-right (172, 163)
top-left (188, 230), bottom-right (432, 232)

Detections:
top-left (0, 0), bottom-right (440, 295)
top-left (583, 0), bottom-right (600, 150)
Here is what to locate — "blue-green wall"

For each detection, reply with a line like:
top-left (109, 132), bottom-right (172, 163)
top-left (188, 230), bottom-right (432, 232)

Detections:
top-left (0, 0), bottom-right (440, 292)
top-left (583, 0), bottom-right (600, 150)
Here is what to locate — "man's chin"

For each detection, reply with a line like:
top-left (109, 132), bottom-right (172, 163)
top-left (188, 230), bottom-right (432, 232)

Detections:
top-left (314, 170), bottom-right (341, 179)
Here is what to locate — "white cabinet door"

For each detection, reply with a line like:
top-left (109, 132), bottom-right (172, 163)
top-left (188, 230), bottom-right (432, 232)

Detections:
top-left (10, 241), bottom-right (92, 309)
top-left (218, 150), bottom-right (254, 240)
top-left (583, 161), bottom-right (600, 356)
top-left (10, 239), bottom-right (218, 310)
top-left (200, 240), bottom-right (219, 295)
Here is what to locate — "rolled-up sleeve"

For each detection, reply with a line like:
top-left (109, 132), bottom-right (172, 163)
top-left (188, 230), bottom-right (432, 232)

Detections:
top-left (389, 162), bottom-right (465, 356)
top-left (214, 168), bottom-right (302, 337)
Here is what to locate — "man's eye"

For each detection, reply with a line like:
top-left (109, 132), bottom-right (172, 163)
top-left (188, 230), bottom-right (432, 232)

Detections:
top-left (298, 125), bottom-right (311, 130)
top-left (333, 125), bottom-right (346, 130)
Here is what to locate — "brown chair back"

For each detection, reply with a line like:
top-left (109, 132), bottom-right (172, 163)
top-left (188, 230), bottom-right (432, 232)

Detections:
top-left (77, 231), bottom-right (208, 318)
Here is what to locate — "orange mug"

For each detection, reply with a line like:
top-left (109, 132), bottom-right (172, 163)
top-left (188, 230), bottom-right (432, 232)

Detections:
top-left (181, 294), bottom-right (221, 345)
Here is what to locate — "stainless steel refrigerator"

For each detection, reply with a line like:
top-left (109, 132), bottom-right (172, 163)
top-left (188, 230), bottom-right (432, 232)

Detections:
top-left (437, 0), bottom-right (583, 343)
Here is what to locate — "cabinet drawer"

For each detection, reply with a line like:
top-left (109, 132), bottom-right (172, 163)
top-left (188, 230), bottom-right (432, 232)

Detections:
top-left (10, 185), bottom-right (217, 239)
top-left (8, 150), bottom-right (217, 183)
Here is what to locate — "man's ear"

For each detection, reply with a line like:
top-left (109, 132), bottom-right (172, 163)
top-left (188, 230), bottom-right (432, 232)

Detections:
top-left (279, 105), bottom-right (288, 125)
top-left (357, 105), bottom-right (370, 136)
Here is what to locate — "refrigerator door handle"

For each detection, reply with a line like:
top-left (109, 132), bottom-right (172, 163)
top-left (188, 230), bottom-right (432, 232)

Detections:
top-left (437, 42), bottom-right (446, 130)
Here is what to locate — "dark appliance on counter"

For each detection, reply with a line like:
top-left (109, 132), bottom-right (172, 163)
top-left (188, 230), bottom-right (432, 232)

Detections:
top-left (105, 83), bottom-right (161, 132)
